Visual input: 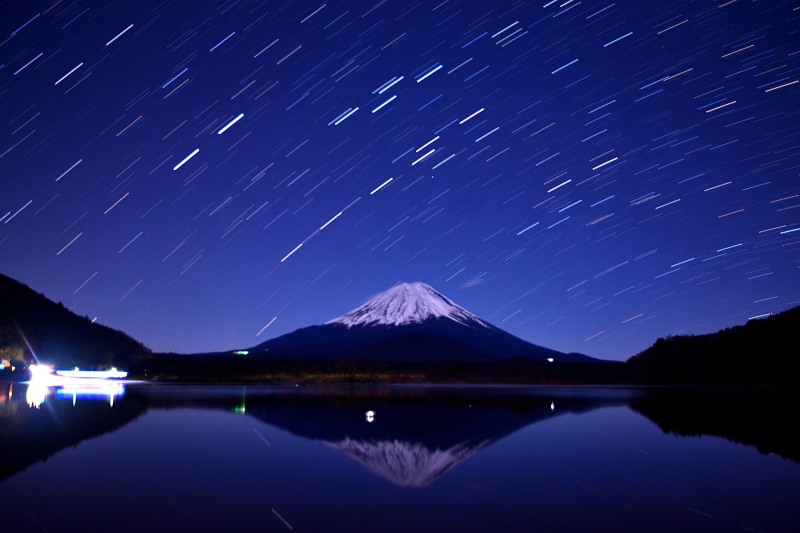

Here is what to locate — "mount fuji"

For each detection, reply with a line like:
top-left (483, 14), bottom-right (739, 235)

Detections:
top-left (250, 282), bottom-right (594, 363)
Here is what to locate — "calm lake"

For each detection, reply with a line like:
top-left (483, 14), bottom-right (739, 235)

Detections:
top-left (1, 382), bottom-right (798, 532)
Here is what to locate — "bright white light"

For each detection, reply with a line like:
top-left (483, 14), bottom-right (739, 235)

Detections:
top-left (26, 382), bottom-right (47, 408)
top-left (547, 358), bottom-right (554, 363)
top-left (29, 363), bottom-right (54, 377)
top-left (366, 410), bottom-right (375, 423)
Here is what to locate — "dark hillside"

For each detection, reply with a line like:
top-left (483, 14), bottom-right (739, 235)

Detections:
top-left (626, 306), bottom-right (799, 384)
top-left (0, 273), bottom-right (151, 371)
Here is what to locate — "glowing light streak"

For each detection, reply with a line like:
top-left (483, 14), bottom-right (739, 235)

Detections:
top-left (162, 67), bottom-right (188, 88)
top-left (589, 195), bottom-right (614, 208)
top-left (592, 157), bottom-right (618, 170)
top-left (551, 58), bottom-right (578, 74)
top-left (56, 159), bottom-right (82, 181)
top-left (105, 24), bottom-right (134, 46)
top-left (603, 32), bottom-right (632, 47)
top-left (378, 76), bottom-right (404, 94)
top-left (319, 212), bottom-right (342, 230)
top-left (531, 122), bottom-right (556, 136)
top-left (73, 272), bottom-right (98, 294)
top-left (332, 107), bottom-right (359, 125)
top-left (13, 52), bottom-right (43, 76)
top-left (547, 216), bottom-right (570, 229)
top-left (119, 279), bottom-right (143, 301)
top-left (517, 222), bottom-right (539, 235)
top-left (559, 200), bottom-right (582, 213)
top-left (670, 257), bottom-right (694, 268)
top-left (705, 101), bottom-right (736, 113)
top-left (656, 19), bottom-right (687, 35)
top-left (765, 80), bottom-right (798, 92)
top-left (301, 4), bottom-right (326, 23)
top-left (4, 200), bottom-right (32, 224)
top-left (721, 44), bottom-right (754, 58)
top-left (55, 62), bottom-right (83, 85)
top-left (370, 178), bottom-right (393, 195)
top-left (12, 13), bottom-right (40, 35)
top-left (704, 181), bottom-right (732, 191)
top-left (664, 68), bottom-right (693, 81)
top-left (57, 232), bottom-right (83, 255)
top-left (586, 213), bottom-right (614, 226)
top-left (718, 209), bottom-right (744, 218)
top-left (492, 21), bottom-right (519, 38)
top-left (618, 313), bottom-right (643, 325)
top-left (256, 318), bottom-right (277, 337)
top-left (416, 63), bottom-right (442, 82)
top-left (276, 45), bottom-right (302, 65)
top-left (254, 39), bottom-right (279, 58)
top-left (459, 108), bottom-right (484, 124)
top-left (547, 179), bottom-right (571, 193)
top-left (217, 113), bottom-right (245, 134)
top-left (118, 231), bottom-right (143, 253)
top-left (173, 148), bottom-right (200, 170)
top-left (475, 126), bottom-right (500, 142)
top-left (104, 192), bottom-right (130, 214)
top-left (432, 153), bottom-right (457, 169)
top-left (163, 78), bottom-right (190, 99)
top-left (411, 148), bottom-right (436, 166)
top-left (499, 29), bottom-right (527, 47)
top-left (416, 136), bottom-right (440, 152)
top-left (281, 243), bottom-right (303, 262)
top-left (372, 95), bottom-right (396, 113)
top-left (209, 32), bottom-right (236, 52)
top-left (271, 508), bottom-right (293, 530)
top-left (586, 4), bottom-right (614, 19)
top-left (582, 129), bottom-right (608, 142)
top-left (655, 199), bottom-right (681, 209)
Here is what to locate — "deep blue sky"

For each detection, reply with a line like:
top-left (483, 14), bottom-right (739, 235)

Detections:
top-left (1, 0), bottom-right (798, 361)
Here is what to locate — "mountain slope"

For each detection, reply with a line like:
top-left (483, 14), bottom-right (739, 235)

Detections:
top-left (252, 282), bottom-right (594, 363)
top-left (0, 273), bottom-right (151, 369)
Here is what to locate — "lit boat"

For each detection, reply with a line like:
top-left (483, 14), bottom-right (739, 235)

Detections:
top-left (27, 364), bottom-right (128, 407)
top-left (56, 368), bottom-right (128, 379)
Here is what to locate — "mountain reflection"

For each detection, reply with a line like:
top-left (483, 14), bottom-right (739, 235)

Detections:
top-left (238, 389), bottom-right (624, 487)
top-left (629, 387), bottom-right (800, 463)
top-left (1, 383), bottom-right (797, 485)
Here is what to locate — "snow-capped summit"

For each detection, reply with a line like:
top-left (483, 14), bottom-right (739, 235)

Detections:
top-left (326, 282), bottom-right (491, 329)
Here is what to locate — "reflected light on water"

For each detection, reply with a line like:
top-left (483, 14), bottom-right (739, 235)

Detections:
top-left (26, 381), bottom-right (47, 408)
top-left (56, 382), bottom-right (126, 406)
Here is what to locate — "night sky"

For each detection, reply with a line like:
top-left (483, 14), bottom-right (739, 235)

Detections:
top-left (1, 1), bottom-right (798, 361)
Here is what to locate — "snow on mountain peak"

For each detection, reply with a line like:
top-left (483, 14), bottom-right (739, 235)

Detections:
top-left (326, 282), bottom-right (490, 328)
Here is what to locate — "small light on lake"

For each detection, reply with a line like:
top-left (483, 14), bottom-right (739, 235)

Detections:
top-left (547, 358), bottom-right (554, 363)
top-left (366, 410), bottom-right (375, 423)
top-left (551, 401), bottom-right (555, 411)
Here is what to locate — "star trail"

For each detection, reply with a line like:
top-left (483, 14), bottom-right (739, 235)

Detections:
top-left (1, 0), bottom-right (798, 360)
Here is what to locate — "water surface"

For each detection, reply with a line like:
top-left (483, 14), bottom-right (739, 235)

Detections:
top-left (1, 382), bottom-right (797, 532)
